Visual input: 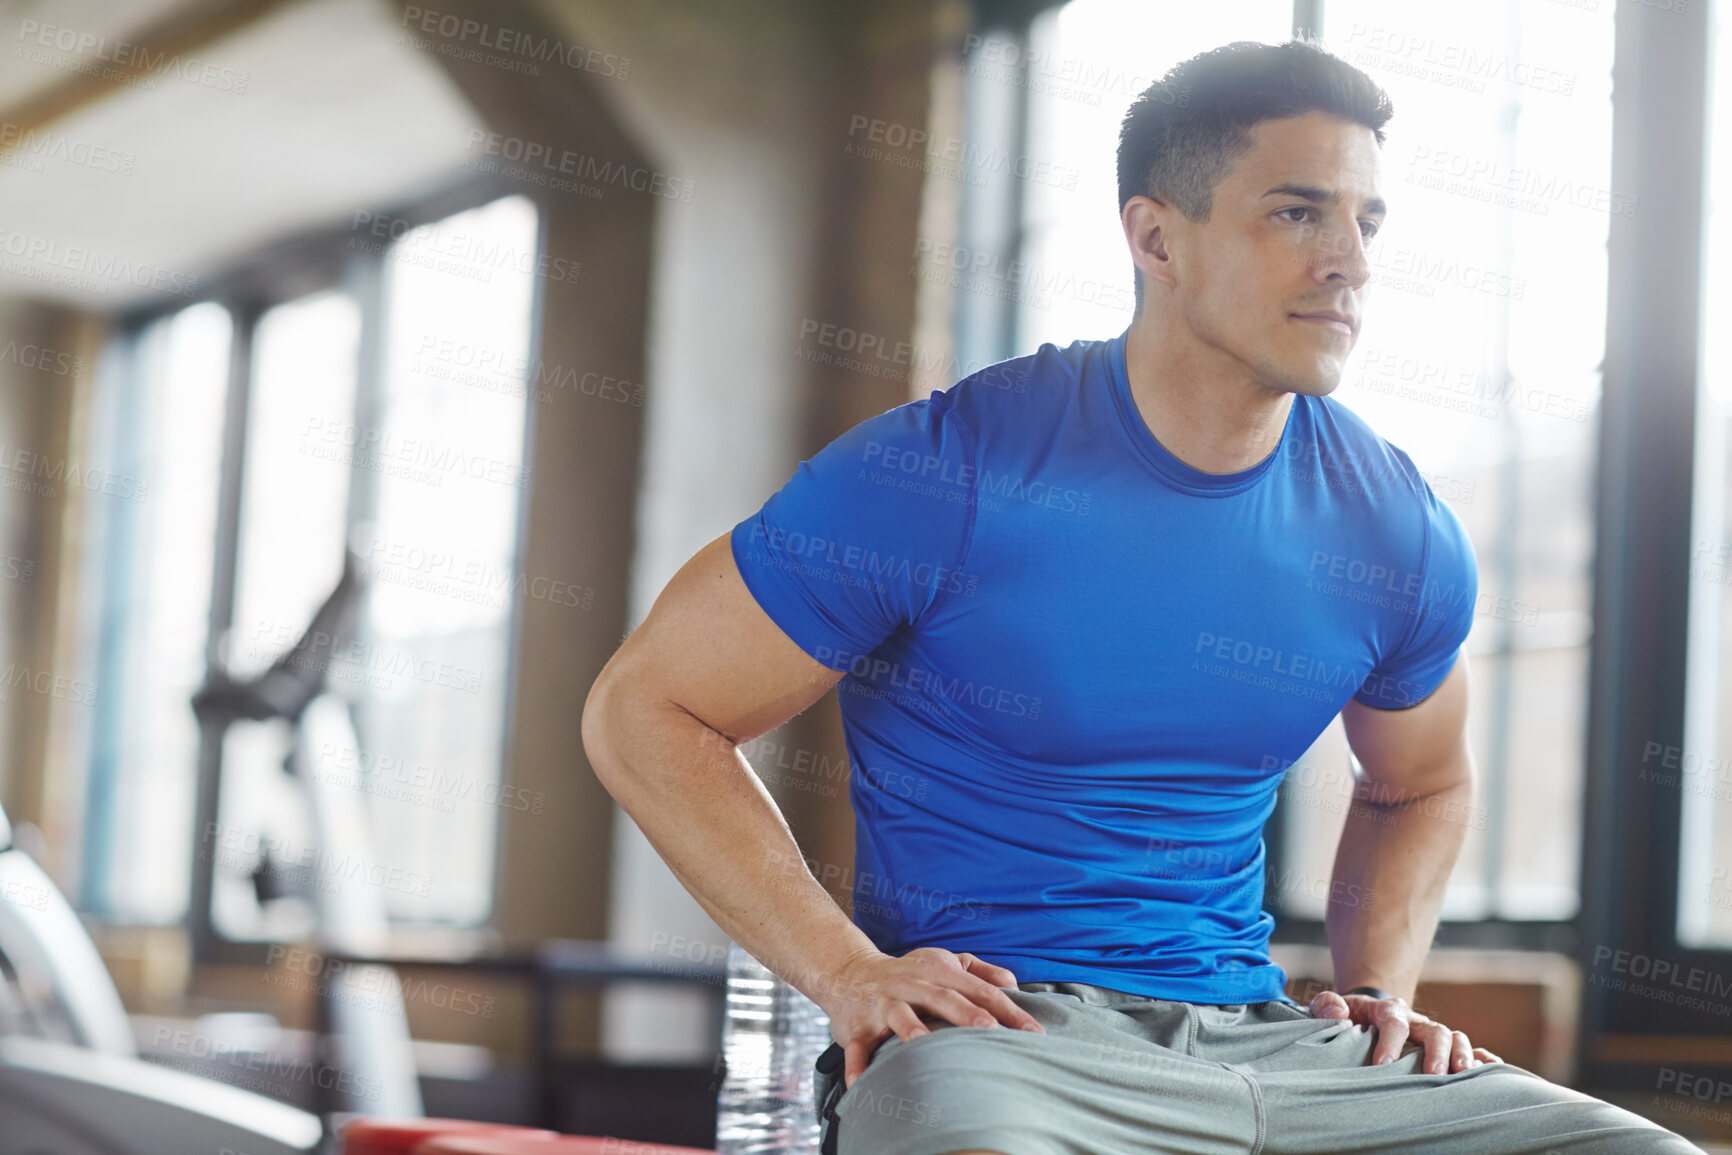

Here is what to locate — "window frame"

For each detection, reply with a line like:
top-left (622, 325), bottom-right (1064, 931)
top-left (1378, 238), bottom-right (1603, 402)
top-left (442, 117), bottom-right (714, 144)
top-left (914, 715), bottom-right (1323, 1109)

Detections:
top-left (1574, 0), bottom-right (1724, 1076)
top-left (88, 169), bottom-right (538, 966)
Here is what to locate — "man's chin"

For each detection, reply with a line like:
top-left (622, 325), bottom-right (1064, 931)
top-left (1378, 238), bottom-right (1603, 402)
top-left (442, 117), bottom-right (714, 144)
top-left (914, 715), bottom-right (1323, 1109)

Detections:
top-left (1242, 345), bottom-right (1347, 397)
top-left (1290, 373), bottom-right (1343, 398)
top-left (1268, 362), bottom-right (1344, 397)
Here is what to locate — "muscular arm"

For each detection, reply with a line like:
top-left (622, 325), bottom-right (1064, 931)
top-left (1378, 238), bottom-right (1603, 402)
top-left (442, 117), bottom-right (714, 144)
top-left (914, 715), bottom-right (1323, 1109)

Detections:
top-left (1327, 652), bottom-right (1477, 1003)
top-left (580, 532), bottom-right (876, 1002)
top-left (582, 531), bottom-right (1041, 1076)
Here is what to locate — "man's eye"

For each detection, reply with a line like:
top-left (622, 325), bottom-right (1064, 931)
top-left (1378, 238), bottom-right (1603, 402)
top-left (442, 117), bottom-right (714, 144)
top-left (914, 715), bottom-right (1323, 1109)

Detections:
top-left (1279, 207), bottom-right (1380, 240)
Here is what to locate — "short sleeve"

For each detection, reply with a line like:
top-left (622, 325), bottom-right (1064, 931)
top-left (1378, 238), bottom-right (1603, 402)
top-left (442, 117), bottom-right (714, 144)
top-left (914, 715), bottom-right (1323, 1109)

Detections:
top-left (1352, 478), bottom-right (1479, 710)
top-left (729, 394), bottom-right (978, 673)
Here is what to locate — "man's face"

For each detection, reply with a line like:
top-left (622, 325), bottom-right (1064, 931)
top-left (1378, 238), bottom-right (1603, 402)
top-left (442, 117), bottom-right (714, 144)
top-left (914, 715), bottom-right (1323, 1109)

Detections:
top-left (1155, 110), bottom-right (1384, 396)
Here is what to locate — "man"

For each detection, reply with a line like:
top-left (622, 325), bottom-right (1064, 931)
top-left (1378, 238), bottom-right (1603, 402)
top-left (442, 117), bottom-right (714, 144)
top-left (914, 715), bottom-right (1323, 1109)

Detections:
top-left (583, 38), bottom-right (1704, 1155)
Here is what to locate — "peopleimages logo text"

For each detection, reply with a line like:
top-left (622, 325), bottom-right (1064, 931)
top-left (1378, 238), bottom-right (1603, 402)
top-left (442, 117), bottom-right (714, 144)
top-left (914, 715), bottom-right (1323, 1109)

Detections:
top-left (744, 523), bottom-right (977, 597)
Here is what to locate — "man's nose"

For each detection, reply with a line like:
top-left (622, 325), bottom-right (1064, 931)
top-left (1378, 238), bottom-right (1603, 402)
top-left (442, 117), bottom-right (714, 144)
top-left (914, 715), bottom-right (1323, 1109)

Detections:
top-left (1304, 225), bottom-right (1371, 290)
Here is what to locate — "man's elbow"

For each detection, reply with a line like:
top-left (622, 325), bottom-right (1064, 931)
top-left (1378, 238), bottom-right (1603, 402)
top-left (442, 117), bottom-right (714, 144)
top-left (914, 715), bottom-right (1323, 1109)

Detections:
top-left (1445, 743), bottom-right (1478, 808)
top-left (581, 669), bottom-right (629, 791)
top-left (1387, 742), bottom-right (1475, 806)
top-left (1430, 734), bottom-right (1476, 794)
top-left (1355, 738), bottom-right (1475, 810)
top-left (583, 661), bottom-right (697, 793)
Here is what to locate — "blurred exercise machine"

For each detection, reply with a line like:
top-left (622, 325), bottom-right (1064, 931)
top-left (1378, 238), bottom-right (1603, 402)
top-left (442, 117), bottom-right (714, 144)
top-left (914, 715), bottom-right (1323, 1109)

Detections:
top-left (0, 547), bottom-right (425, 1151)
top-left (0, 801), bottom-right (323, 1153)
top-left (191, 546), bottom-right (423, 1121)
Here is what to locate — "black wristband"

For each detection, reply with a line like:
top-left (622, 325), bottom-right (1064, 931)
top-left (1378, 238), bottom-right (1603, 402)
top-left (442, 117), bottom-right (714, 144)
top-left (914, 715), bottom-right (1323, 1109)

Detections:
top-left (1344, 985), bottom-right (1394, 1001)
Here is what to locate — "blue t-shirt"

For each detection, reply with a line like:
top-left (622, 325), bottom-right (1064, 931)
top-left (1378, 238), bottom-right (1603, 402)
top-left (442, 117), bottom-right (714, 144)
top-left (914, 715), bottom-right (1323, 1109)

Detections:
top-left (729, 330), bottom-right (1478, 1006)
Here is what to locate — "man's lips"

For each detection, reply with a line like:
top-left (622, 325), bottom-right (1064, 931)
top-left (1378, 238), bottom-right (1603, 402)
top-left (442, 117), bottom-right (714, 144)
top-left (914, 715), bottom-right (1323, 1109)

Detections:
top-left (1291, 311), bottom-right (1355, 336)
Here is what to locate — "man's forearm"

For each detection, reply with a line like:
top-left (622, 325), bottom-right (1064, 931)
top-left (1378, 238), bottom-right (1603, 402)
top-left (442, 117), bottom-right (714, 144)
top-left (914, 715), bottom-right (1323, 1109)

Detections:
top-left (1324, 762), bottom-right (1474, 1002)
top-left (583, 681), bottom-right (880, 1008)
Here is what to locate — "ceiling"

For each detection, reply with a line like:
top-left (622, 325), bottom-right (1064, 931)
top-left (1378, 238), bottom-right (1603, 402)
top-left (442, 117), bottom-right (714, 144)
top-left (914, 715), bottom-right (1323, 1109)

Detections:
top-left (0, 0), bottom-right (488, 310)
top-left (0, 0), bottom-right (193, 112)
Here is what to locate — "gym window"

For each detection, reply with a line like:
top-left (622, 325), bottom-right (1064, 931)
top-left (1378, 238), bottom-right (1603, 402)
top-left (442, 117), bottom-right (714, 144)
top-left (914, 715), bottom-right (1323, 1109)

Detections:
top-left (80, 190), bottom-right (539, 944)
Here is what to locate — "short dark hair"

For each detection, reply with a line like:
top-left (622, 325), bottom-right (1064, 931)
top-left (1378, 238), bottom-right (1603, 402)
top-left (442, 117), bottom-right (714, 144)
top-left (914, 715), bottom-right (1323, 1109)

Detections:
top-left (1117, 38), bottom-right (1393, 309)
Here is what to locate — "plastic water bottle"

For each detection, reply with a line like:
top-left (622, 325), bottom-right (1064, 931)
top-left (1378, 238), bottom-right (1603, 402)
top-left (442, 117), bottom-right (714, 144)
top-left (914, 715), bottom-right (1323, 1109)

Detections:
top-left (716, 943), bottom-right (834, 1154)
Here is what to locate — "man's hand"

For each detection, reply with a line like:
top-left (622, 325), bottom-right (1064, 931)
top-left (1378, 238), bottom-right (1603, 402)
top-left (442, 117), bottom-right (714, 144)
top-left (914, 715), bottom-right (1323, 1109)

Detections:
top-left (816, 946), bottom-right (1047, 1089)
top-left (1308, 989), bottom-right (1504, 1074)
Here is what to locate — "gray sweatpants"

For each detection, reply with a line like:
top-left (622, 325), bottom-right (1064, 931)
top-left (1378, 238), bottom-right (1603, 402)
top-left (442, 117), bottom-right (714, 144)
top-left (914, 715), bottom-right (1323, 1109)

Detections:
top-left (814, 981), bottom-right (1706, 1155)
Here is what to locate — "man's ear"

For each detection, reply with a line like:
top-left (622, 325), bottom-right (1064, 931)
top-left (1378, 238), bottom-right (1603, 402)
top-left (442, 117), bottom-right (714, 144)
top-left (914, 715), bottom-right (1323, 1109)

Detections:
top-left (1122, 195), bottom-right (1179, 294)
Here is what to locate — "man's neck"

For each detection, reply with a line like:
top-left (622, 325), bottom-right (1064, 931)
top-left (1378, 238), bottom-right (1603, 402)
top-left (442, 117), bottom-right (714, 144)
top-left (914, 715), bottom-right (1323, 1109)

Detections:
top-left (1122, 313), bottom-right (1295, 476)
